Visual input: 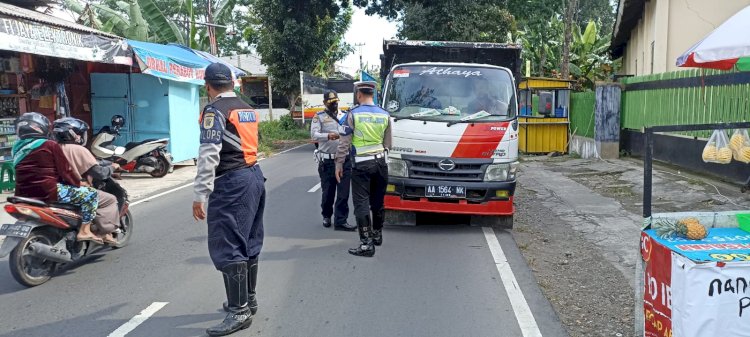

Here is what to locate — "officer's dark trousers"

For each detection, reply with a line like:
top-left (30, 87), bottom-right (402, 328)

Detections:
top-left (207, 165), bottom-right (266, 270)
top-left (318, 156), bottom-right (351, 225)
top-left (351, 157), bottom-right (388, 227)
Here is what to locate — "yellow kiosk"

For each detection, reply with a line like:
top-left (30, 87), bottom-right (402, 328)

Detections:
top-left (518, 77), bottom-right (574, 154)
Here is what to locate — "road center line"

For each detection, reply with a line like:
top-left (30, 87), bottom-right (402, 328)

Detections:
top-left (130, 143), bottom-right (310, 206)
top-left (307, 183), bottom-right (321, 193)
top-left (482, 227), bottom-right (543, 337)
top-left (107, 302), bottom-right (168, 337)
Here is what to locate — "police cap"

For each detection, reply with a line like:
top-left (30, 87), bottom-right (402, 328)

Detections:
top-left (354, 81), bottom-right (377, 95)
top-left (324, 90), bottom-right (339, 104)
top-left (204, 62), bottom-right (233, 84)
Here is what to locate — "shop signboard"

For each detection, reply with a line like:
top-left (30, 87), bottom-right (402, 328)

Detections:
top-left (0, 15), bottom-right (131, 65)
top-left (128, 40), bottom-right (209, 86)
top-left (642, 226), bottom-right (750, 337)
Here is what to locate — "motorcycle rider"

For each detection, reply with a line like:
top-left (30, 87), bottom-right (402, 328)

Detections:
top-left (12, 112), bottom-right (101, 243)
top-left (54, 117), bottom-right (121, 245)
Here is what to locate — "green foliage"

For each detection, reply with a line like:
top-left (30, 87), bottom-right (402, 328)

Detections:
top-left (254, 0), bottom-right (351, 105)
top-left (313, 6), bottom-right (354, 78)
top-left (63, 0), bottom-right (248, 55)
top-left (258, 115), bottom-right (309, 154)
top-left (398, 0), bottom-right (515, 43)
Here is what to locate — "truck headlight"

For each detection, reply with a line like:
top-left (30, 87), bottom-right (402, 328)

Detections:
top-left (484, 162), bottom-right (519, 181)
top-left (388, 158), bottom-right (408, 178)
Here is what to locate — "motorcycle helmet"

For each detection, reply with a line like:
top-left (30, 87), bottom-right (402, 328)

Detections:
top-left (16, 112), bottom-right (51, 139)
top-left (53, 117), bottom-right (90, 145)
top-left (111, 115), bottom-right (125, 129)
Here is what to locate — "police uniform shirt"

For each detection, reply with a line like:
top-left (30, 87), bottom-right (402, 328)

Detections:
top-left (310, 109), bottom-right (345, 154)
top-left (335, 104), bottom-right (392, 170)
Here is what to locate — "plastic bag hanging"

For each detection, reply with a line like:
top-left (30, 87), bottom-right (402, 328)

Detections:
top-left (730, 128), bottom-right (750, 163)
top-left (703, 129), bottom-right (732, 164)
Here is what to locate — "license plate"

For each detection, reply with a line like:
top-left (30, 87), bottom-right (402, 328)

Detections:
top-left (425, 185), bottom-right (466, 198)
top-left (0, 223), bottom-right (32, 238)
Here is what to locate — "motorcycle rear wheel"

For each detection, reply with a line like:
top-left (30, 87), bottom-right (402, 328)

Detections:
top-left (9, 229), bottom-right (57, 287)
top-left (149, 156), bottom-right (170, 178)
top-left (113, 210), bottom-right (133, 249)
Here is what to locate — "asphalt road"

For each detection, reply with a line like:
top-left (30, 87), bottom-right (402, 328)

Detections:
top-left (0, 145), bottom-right (568, 337)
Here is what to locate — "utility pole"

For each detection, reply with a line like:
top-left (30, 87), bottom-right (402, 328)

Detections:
top-left (207, 0), bottom-right (218, 55)
top-left (354, 42), bottom-right (365, 76)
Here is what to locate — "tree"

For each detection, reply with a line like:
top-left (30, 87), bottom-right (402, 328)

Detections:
top-left (63, 0), bottom-right (246, 55)
top-left (313, 6), bottom-right (354, 78)
top-left (254, 0), bottom-right (351, 108)
top-left (561, 0), bottom-right (579, 79)
top-left (398, 0), bottom-right (515, 43)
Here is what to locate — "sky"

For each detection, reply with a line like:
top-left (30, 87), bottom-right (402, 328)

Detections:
top-left (340, 7), bottom-right (399, 77)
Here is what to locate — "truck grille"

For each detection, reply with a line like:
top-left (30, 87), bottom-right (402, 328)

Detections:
top-left (404, 156), bottom-right (490, 182)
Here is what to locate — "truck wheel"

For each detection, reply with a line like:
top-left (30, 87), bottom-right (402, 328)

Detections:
top-left (471, 215), bottom-right (514, 230)
top-left (384, 210), bottom-right (416, 226)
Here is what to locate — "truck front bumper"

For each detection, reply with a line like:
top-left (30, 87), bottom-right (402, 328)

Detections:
top-left (384, 177), bottom-right (515, 216)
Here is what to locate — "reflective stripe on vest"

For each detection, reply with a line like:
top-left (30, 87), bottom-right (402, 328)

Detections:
top-left (352, 110), bottom-right (388, 156)
top-left (227, 108), bottom-right (259, 165)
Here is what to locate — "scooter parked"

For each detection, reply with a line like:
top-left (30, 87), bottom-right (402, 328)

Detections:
top-left (90, 115), bottom-right (173, 178)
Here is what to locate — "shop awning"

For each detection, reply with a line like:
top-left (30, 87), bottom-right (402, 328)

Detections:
top-left (0, 3), bottom-right (131, 65)
top-left (127, 40), bottom-right (211, 85)
top-left (169, 44), bottom-right (247, 78)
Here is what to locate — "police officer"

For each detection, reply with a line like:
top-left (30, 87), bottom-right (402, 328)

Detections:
top-left (336, 81), bottom-right (391, 257)
top-left (192, 63), bottom-right (265, 336)
top-left (311, 90), bottom-right (355, 231)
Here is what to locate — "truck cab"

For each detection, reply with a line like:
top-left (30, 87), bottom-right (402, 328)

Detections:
top-left (380, 41), bottom-right (521, 228)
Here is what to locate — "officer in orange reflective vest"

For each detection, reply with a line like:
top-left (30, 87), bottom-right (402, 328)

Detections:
top-left (192, 63), bottom-right (265, 336)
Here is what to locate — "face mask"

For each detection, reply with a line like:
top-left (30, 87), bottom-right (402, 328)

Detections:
top-left (328, 103), bottom-right (338, 111)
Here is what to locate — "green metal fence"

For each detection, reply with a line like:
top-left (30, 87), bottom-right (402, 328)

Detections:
top-left (570, 91), bottom-right (596, 138)
top-left (621, 69), bottom-right (750, 138)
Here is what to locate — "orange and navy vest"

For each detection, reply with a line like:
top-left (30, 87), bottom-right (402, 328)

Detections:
top-left (200, 97), bottom-right (259, 176)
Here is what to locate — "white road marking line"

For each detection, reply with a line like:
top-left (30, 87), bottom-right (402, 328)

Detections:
top-left (131, 183), bottom-right (194, 206)
top-left (107, 302), bottom-right (168, 337)
top-left (129, 143), bottom-right (310, 206)
top-left (307, 183), bottom-right (321, 193)
top-left (482, 227), bottom-right (543, 337)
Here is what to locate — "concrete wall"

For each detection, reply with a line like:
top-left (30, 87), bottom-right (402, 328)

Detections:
top-left (621, 0), bottom-right (750, 75)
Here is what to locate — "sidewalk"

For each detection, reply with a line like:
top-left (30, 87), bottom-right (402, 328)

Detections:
top-left (0, 164), bottom-right (198, 246)
top-left (512, 155), bottom-right (750, 337)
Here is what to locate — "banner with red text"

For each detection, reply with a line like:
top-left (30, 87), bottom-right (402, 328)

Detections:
top-left (127, 40), bottom-right (209, 85)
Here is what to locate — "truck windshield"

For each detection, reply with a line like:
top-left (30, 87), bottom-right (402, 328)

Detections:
top-left (383, 65), bottom-right (516, 122)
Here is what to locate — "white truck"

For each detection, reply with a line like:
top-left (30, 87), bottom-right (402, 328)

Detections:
top-left (379, 40), bottom-right (521, 228)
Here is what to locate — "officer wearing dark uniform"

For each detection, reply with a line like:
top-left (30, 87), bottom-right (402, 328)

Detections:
top-left (192, 63), bottom-right (265, 336)
top-left (336, 81), bottom-right (392, 257)
top-left (311, 90), bottom-right (355, 231)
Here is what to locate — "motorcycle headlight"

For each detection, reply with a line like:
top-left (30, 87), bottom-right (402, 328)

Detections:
top-left (484, 162), bottom-right (519, 181)
top-left (388, 158), bottom-right (408, 178)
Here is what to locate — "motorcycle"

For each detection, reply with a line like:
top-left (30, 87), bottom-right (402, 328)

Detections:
top-left (0, 178), bottom-right (132, 287)
top-left (90, 115), bottom-right (173, 178)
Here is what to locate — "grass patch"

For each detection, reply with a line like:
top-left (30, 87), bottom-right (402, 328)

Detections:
top-left (259, 114), bottom-right (310, 155)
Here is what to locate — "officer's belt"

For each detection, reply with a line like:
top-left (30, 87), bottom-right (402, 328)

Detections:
top-left (354, 152), bottom-right (386, 163)
top-left (317, 152), bottom-right (336, 160)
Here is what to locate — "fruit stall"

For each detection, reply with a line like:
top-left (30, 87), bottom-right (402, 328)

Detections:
top-left (639, 121), bottom-right (750, 337)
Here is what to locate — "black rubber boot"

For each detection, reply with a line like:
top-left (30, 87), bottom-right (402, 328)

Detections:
top-left (208, 262), bottom-right (253, 336)
top-left (348, 215), bottom-right (375, 257)
top-left (248, 258), bottom-right (258, 315)
top-left (372, 210), bottom-right (384, 246)
top-left (223, 259), bottom-right (258, 315)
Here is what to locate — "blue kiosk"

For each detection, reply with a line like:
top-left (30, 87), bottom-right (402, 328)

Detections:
top-left (90, 40), bottom-right (211, 163)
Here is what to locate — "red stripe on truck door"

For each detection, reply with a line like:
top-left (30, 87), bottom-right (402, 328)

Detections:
top-left (451, 122), bottom-right (508, 158)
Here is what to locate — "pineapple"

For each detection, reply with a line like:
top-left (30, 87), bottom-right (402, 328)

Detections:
top-left (654, 218), bottom-right (708, 240)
